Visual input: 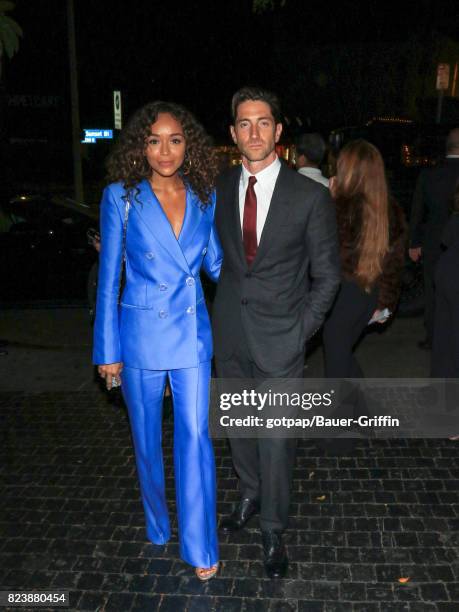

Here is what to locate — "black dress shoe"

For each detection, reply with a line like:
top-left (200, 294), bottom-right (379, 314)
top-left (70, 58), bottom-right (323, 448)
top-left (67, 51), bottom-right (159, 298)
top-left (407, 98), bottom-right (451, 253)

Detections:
top-left (219, 498), bottom-right (259, 533)
top-left (262, 530), bottom-right (288, 579)
top-left (418, 339), bottom-right (432, 350)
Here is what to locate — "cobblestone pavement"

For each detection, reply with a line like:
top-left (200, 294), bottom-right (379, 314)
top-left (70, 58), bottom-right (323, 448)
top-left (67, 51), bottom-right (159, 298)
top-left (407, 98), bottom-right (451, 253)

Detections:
top-left (1, 387), bottom-right (459, 612)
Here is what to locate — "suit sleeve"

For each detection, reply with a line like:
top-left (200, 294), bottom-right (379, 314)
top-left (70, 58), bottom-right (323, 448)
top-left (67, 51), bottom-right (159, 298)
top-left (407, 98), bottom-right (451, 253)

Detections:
top-left (202, 192), bottom-right (223, 283)
top-left (303, 188), bottom-right (341, 338)
top-left (409, 172), bottom-right (425, 248)
top-left (92, 186), bottom-right (124, 365)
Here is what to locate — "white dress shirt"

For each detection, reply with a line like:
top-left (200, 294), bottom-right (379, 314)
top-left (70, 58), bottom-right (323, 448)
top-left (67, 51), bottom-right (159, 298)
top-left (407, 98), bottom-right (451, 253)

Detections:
top-left (297, 166), bottom-right (329, 188)
top-left (239, 156), bottom-right (281, 243)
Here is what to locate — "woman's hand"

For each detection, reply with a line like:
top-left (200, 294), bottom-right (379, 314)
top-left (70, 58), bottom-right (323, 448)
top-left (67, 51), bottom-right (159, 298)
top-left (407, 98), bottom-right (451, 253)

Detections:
top-left (98, 362), bottom-right (123, 390)
top-left (370, 309), bottom-right (390, 325)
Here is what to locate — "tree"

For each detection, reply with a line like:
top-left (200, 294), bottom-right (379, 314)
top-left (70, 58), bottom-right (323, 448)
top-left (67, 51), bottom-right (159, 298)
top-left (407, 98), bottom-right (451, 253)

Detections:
top-left (0, 1), bottom-right (22, 80)
top-left (252, 0), bottom-right (286, 13)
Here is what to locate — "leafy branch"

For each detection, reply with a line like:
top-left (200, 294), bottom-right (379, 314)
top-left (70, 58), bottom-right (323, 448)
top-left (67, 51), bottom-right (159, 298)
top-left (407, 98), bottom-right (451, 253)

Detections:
top-left (252, 0), bottom-right (287, 14)
top-left (0, 1), bottom-right (22, 61)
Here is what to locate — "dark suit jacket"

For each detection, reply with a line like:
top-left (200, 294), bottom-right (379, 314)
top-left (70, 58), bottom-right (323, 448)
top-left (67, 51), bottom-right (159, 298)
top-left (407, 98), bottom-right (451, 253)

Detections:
top-left (409, 157), bottom-right (459, 260)
top-left (212, 162), bottom-right (340, 372)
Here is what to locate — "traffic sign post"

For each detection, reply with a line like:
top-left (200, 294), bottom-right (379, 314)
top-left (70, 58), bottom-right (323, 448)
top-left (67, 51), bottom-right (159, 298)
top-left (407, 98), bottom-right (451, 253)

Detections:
top-left (436, 64), bottom-right (450, 90)
top-left (114, 91), bottom-right (122, 130)
top-left (81, 129), bottom-right (114, 144)
top-left (436, 64), bottom-right (450, 124)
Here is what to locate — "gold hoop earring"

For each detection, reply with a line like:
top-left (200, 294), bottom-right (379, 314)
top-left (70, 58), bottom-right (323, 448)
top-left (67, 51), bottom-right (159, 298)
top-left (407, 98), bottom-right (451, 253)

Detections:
top-left (182, 157), bottom-right (192, 176)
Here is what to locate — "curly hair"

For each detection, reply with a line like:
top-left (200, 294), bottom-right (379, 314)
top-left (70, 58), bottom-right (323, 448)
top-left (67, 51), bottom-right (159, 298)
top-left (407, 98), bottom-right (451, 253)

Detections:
top-left (106, 101), bottom-right (219, 207)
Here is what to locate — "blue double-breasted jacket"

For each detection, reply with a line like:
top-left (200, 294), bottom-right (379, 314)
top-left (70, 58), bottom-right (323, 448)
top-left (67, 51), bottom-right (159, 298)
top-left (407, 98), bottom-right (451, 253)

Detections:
top-left (93, 179), bottom-right (222, 370)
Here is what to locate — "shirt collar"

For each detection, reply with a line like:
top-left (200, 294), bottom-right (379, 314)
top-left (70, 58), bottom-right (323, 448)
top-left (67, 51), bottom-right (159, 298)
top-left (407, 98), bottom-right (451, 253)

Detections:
top-left (298, 167), bottom-right (322, 176)
top-left (241, 156), bottom-right (281, 188)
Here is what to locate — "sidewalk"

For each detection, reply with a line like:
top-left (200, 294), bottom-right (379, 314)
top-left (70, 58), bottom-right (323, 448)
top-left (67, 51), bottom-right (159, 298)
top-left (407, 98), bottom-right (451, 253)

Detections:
top-left (1, 310), bottom-right (457, 611)
top-left (0, 309), bottom-right (430, 392)
top-left (0, 308), bottom-right (93, 393)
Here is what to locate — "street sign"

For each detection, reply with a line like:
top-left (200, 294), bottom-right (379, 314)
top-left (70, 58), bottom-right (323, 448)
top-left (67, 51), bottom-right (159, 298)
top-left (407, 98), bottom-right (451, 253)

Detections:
top-left (85, 129), bottom-right (113, 139)
top-left (114, 90), bottom-right (122, 129)
top-left (81, 129), bottom-right (113, 143)
top-left (436, 64), bottom-right (450, 90)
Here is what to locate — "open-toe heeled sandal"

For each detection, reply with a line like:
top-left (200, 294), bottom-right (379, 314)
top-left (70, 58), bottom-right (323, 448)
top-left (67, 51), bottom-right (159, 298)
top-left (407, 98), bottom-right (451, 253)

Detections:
top-left (195, 562), bottom-right (219, 581)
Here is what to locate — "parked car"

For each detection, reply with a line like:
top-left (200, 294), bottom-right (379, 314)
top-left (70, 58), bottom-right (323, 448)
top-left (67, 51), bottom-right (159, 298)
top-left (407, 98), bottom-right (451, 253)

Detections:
top-left (0, 192), bottom-right (98, 304)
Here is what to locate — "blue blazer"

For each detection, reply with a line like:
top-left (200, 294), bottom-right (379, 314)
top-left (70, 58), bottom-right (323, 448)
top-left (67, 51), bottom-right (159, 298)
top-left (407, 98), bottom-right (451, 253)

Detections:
top-left (93, 179), bottom-right (222, 370)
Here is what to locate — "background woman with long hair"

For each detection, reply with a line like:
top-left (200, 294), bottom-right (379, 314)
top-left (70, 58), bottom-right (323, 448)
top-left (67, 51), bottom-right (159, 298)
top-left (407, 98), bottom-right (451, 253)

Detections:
top-left (93, 101), bottom-right (222, 580)
top-left (323, 139), bottom-right (406, 378)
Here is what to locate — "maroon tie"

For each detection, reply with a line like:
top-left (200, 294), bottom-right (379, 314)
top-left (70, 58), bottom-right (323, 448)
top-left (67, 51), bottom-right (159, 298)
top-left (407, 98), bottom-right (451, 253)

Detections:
top-left (243, 175), bottom-right (257, 266)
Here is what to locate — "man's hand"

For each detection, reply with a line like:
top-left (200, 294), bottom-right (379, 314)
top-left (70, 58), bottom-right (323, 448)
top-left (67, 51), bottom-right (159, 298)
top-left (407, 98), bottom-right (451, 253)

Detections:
top-left (92, 236), bottom-right (101, 253)
top-left (98, 362), bottom-right (123, 390)
top-left (408, 247), bottom-right (422, 262)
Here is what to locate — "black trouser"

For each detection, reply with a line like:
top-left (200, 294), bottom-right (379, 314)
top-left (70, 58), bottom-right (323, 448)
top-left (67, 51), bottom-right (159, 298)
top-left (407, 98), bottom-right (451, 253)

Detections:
top-left (431, 247), bottom-right (459, 377)
top-left (323, 279), bottom-right (378, 378)
top-left (423, 253), bottom-right (437, 344)
top-left (321, 279), bottom-right (377, 450)
top-left (215, 333), bottom-right (303, 532)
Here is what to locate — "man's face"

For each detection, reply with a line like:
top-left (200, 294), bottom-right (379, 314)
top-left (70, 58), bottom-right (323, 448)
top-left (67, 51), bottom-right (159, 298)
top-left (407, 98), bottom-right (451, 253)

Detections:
top-left (230, 100), bottom-right (282, 163)
top-left (295, 153), bottom-right (306, 169)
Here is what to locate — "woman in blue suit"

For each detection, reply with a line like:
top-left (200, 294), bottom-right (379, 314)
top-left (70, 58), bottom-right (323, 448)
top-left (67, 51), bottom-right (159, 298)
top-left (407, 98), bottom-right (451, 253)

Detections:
top-left (93, 102), bottom-right (222, 580)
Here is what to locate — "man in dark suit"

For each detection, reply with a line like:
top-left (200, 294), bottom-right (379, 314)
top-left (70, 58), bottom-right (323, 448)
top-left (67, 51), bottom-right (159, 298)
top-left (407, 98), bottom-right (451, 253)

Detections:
top-left (212, 86), bottom-right (340, 578)
top-left (409, 128), bottom-right (459, 349)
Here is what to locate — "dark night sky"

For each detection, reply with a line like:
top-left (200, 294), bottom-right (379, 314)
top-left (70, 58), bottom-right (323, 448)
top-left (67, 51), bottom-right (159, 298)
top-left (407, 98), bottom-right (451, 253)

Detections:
top-left (5, 0), bottom-right (459, 141)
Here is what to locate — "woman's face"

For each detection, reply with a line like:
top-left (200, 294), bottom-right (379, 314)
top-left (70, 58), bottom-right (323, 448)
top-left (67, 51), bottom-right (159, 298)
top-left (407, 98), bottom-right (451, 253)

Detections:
top-left (144, 113), bottom-right (186, 178)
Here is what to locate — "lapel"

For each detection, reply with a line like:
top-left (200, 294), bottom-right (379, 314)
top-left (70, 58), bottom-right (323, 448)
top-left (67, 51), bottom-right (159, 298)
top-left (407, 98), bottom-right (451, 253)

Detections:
top-left (224, 165), bottom-right (247, 267)
top-left (251, 162), bottom-right (292, 268)
top-left (132, 179), bottom-right (192, 273)
top-left (178, 187), bottom-right (206, 254)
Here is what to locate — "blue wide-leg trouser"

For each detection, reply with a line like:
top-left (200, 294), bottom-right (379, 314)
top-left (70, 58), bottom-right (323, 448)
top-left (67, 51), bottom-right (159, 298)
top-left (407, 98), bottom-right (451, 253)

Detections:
top-left (121, 361), bottom-right (218, 568)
